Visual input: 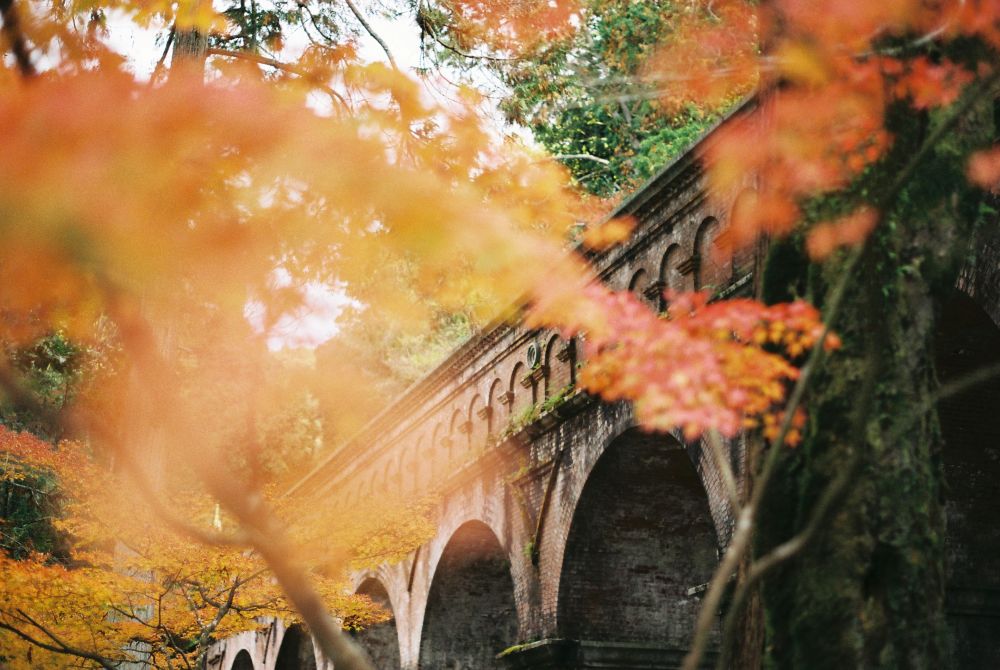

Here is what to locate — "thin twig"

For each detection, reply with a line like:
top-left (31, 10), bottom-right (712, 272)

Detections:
top-left (343, 0), bottom-right (398, 70)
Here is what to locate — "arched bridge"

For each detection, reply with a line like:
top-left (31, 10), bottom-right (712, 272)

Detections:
top-left (209, 122), bottom-right (1000, 669)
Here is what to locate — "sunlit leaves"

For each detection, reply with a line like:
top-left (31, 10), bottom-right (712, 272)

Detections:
top-left (0, 426), bottom-right (428, 668)
top-left (530, 283), bottom-right (836, 445)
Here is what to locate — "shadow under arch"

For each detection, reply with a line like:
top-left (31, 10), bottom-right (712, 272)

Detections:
top-left (419, 520), bottom-right (517, 668)
top-left (935, 289), bottom-right (1000, 667)
top-left (557, 427), bottom-right (719, 658)
top-left (352, 577), bottom-right (401, 669)
top-left (274, 624), bottom-right (316, 670)
top-left (231, 649), bottom-right (254, 670)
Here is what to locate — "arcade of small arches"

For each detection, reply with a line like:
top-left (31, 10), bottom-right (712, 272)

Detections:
top-left (337, 212), bottom-right (733, 511)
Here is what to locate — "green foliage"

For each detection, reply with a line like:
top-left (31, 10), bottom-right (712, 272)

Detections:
top-left (0, 331), bottom-right (114, 441)
top-left (492, 0), bottom-right (728, 196)
top-left (0, 470), bottom-right (63, 560)
top-left (0, 331), bottom-right (117, 561)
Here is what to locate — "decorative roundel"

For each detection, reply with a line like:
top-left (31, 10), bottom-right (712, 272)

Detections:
top-left (526, 341), bottom-right (541, 368)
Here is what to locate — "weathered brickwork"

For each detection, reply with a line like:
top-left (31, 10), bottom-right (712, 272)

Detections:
top-left (419, 521), bottom-right (518, 669)
top-left (935, 291), bottom-right (1000, 669)
top-left (208, 117), bottom-right (1000, 669)
top-left (557, 428), bottom-right (718, 647)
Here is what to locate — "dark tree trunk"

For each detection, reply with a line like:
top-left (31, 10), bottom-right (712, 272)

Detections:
top-left (753, 95), bottom-right (995, 669)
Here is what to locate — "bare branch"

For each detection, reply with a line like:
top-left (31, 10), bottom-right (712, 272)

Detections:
top-left (547, 153), bottom-right (611, 166)
top-left (342, 0), bottom-right (398, 70)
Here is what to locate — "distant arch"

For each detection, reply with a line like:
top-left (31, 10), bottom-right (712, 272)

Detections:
top-left (231, 650), bottom-right (254, 670)
top-left (628, 268), bottom-right (649, 293)
top-left (419, 521), bottom-right (517, 668)
top-left (509, 361), bottom-right (532, 418)
top-left (274, 624), bottom-right (316, 670)
top-left (694, 216), bottom-right (723, 291)
top-left (352, 578), bottom-right (401, 669)
top-left (659, 243), bottom-right (683, 304)
top-left (468, 394), bottom-right (487, 453)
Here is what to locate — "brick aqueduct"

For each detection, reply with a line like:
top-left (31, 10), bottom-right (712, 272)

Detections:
top-left (209, 122), bottom-right (1000, 669)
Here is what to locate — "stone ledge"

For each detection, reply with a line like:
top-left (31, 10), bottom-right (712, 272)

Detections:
top-left (498, 639), bottom-right (716, 669)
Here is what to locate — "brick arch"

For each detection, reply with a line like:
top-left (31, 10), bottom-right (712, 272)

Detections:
top-left (468, 394), bottom-right (487, 453)
top-left (418, 520), bottom-right (518, 669)
top-left (659, 242), bottom-right (684, 301)
top-left (539, 407), bottom-right (729, 637)
top-left (509, 361), bottom-right (532, 419)
top-left (555, 426), bottom-right (719, 653)
top-left (694, 216), bottom-right (724, 291)
top-left (352, 577), bottom-right (401, 669)
top-left (231, 649), bottom-right (254, 670)
top-left (274, 623), bottom-right (316, 670)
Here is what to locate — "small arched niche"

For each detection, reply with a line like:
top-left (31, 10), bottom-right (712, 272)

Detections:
top-left (694, 216), bottom-right (723, 291)
top-left (544, 334), bottom-right (573, 400)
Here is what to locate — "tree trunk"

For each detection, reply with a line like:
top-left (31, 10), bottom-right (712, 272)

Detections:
top-left (172, 28), bottom-right (207, 63)
top-left (754, 97), bottom-right (993, 668)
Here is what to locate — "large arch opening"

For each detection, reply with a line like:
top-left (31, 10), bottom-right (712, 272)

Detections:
top-left (231, 650), bottom-right (254, 670)
top-left (274, 624), bottom-right (316, 670)
top-left (419, 521), bottom-right (517, 668)
top-left (558, 428), bottom-right (719, 655)
top-left (352, 578), bottom-right (401, 669)
top-left (935, 290), bottom-right (1000, 667)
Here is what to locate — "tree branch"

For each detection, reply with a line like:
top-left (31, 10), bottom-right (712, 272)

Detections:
top-left (0, 613), bottom-right (120, 670)
top-left (205, 47), bottom-right (351, 112)
top-left (0, 0), bottom-right (36, 77)
top-left (342, 0), bottom-right (398, 70)
top-left (548, 153), bottom-right (611, 166)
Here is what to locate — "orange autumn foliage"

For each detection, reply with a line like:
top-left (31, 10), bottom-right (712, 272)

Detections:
top-left (0, 426), bottom-right (433, 669)
top-left (638, 0), bottom-right (1000, 258)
